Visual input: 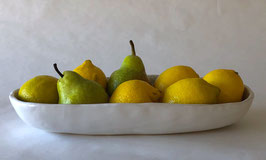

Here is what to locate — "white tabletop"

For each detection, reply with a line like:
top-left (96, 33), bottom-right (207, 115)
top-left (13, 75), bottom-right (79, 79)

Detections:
top-left (1, 102), bottom-right (266, 160)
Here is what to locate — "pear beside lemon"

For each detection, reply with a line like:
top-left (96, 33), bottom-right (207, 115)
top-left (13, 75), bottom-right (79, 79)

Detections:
top-left (17, 41), bottom-right (246, 105)
top-left (163, 78), bottom-right (220, 104)
top-left (203, 69), bottom-right (244, 103)
top-left (53, 64), bottom-right (109, 104)
top-left (154, 66), bottom-right (199, 92)
top-left (73, 60), bottom-right (107, 89)
top-left (18, 75), bottom-right (59, 103)
top-left (107, 40), bottom-right (149, 96)
top-left (110, 80), bottom-right (161, 103)
top-left (57, 71), bottom-right (109, 104)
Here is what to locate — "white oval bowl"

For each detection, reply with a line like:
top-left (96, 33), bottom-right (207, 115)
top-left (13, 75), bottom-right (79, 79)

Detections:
top-left (9, 85), bottom-right (254, 135)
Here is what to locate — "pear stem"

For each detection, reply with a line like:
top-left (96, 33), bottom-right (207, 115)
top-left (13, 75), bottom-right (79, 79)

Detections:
top-left (53, 63), bottom-right (64, 78)
top-left (130, 40), bottom-right (136, 56)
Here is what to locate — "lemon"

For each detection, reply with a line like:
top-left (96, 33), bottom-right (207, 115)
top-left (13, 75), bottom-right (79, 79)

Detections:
top-left (110, 80), bottom-right (161, 103)
top-left (203, 69), bottom-right (244, 103)
top-left (154, 66), bottom-right (199, 92)
top-left (163, 78), bottom-right (220, 104)
top-left (73, 60), bottom-right (107, 88)
top-left (18, 75), bottom-right (59, 103)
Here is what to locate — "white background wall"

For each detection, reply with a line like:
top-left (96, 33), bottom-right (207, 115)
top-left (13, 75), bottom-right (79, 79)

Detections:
top-left (0, 0), bottom-right (265, 107)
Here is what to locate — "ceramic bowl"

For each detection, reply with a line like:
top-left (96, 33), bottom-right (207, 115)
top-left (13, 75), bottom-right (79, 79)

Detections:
top-left (9, 76), bottom-right (254, 135)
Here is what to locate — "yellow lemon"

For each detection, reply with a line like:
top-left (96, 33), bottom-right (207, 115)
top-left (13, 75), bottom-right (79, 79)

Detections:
top-left (73, 60), bottom-right (107, 88)
top-left (110, 80), bottom-right (161, 103)
top-left (18, 75), bottom-right (59, 103)
top-left (163, 78), bottom-right (220, 104)
top-left (203, 69), bottom-right (244, 103)
top-left (154, 66), bottom-right (199, 92)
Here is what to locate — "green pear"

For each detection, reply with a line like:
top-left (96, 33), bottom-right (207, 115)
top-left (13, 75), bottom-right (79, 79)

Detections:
top-left (107, 40), bottom-right (149, 95)
top-left (54, 64), bottom-right (109, 104)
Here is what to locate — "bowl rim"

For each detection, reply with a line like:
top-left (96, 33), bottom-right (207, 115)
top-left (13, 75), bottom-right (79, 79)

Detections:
top-left (9, 85), bottom-right (254, 107)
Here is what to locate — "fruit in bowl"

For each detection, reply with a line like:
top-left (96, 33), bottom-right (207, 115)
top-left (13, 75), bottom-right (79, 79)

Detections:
top-left (110, 80), bottom-right (161, 103)
top-left (16, 40), bottom-right (246, 105)
top-left (107, 40), bottom-right (149, 96)
top-left (73, 60), bottom-right (107, 89)
top-left (11, 39), bottom-right (254, 135)
top-left (154, 65), bottom-right (199, 92)
top-left (18, 75), bottom-right (59, 104)
top-left (163, 78), bottom-right (220, 104)
top-left (54, 64), bottom-right (109, 104)
top-left (9, 74), bottom-right (254, 135)
top-left (203, 69), bottom-right (244, 103)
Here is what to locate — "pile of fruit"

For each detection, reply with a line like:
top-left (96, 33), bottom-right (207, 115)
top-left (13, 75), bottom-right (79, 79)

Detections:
top-left (18, 41), bottom-right (244, 104)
